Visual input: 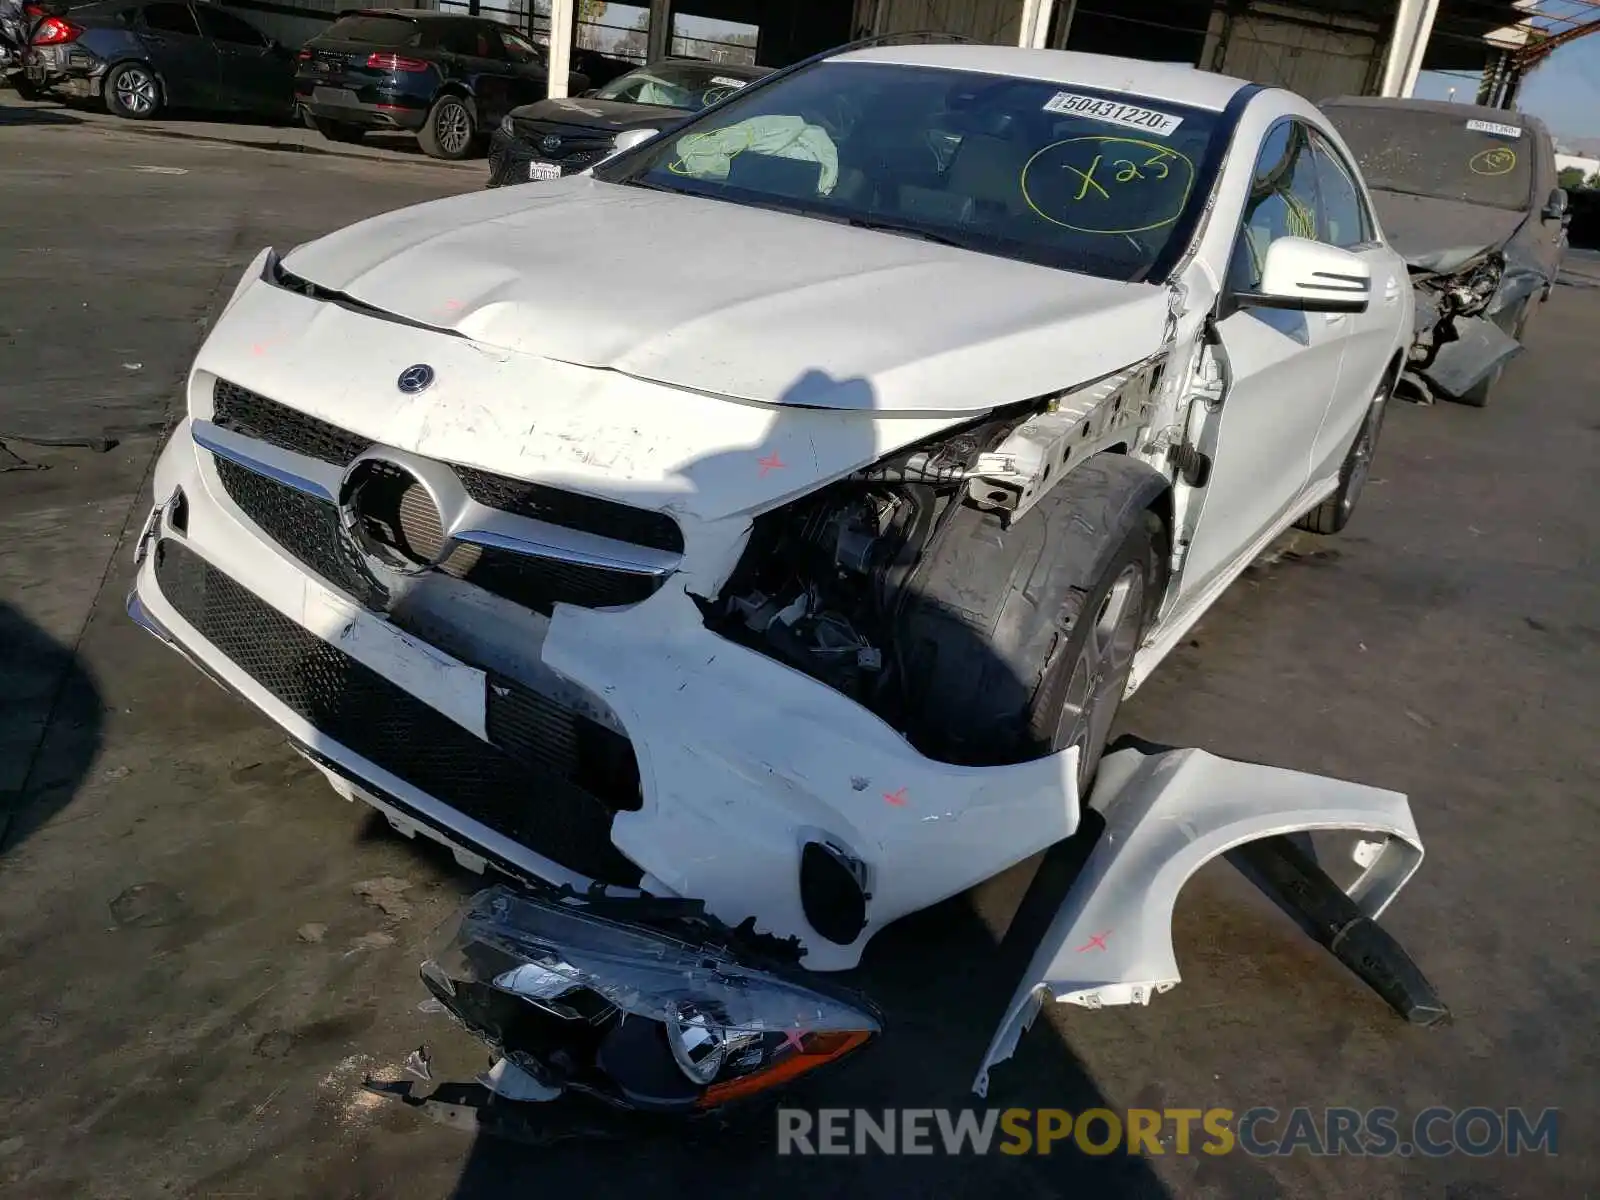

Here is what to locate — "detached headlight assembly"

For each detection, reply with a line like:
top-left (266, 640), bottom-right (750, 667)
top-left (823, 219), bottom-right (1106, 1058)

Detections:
top-left (421, 886), bottom-right (880, 1113)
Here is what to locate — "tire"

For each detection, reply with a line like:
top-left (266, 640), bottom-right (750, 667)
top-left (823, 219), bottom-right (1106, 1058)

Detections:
top-left (418, 94), bottom-right (476, 160)
top-left (11, 73), bottom-right (43, 101)
top-left (1296, 375), bottom-right (1390, 535)
top-left (103, 61), bottom-right (161, 119)
top-left (896, 455), bottom-right (1169, 792)
top-left (309, 114), bottom-right (365, 144)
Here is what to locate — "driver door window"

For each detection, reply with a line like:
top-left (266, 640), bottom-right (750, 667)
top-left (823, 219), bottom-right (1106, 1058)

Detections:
top-left (1228, 120), bottom-right (1324, 294)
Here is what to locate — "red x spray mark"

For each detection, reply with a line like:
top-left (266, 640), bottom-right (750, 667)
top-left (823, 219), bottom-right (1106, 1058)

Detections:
top-left (439, 298), bottom-right (464, 314)
top-left (249, 337), bottom-right (280, 357)
top-left (780, 1028), bottom-right (807, 1054)
top-left (883, 787), bottom-right (908, 807)
top-left (1076, 931), bottom-right (1112, 953)
top-left (757, 451), bottom-right (786, 476)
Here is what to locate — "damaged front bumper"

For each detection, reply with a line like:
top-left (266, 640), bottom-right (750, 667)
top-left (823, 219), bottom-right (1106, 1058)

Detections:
top-left (130, 414), bottom-right (1084, 972)
top-left (406, 746), bottom-right (1439, 1113)
top-left (1403, 247), bottom-right (1547, 400)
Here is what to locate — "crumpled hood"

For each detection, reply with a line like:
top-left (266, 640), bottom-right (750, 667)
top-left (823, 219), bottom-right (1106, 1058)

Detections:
top-left (279, 176), bottom-right (1171, 413)
top-left (1369, 189), bottom-right (1526, 268)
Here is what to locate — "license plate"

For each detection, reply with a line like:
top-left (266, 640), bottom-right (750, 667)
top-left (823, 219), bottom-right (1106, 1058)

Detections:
top-left (312, 86), bottom-right (356, 106)
top-left (528, 161), bottom-right (561, 181)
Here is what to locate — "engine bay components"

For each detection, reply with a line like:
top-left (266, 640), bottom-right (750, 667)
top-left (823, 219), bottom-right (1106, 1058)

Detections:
top-left (702, 366), bottom-right (1163, 749)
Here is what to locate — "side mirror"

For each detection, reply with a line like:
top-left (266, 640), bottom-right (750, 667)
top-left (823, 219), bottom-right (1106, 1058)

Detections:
top-left (1542, 187), bottom-right (1569, 221)
top-left (1233, 236), bottom-right (1371, 315)
top-left (611, 127), bottom-right (659, 154)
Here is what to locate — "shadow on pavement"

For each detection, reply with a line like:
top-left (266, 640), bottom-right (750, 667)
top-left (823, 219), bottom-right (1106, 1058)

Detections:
top-left (0, 600), bottom-right (103, 854)
top-left (0, 101), bottom-right (83, 126)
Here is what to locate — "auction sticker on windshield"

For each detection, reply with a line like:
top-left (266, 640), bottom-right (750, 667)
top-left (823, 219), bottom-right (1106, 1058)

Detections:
top-left (1042, 93), bottom-right (1184, 136)
top-left (1465, 119), bottom-right (1522, 139)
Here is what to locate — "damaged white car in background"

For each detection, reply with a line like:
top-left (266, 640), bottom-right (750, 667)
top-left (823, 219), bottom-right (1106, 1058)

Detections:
top-left (128, 43), bottom-right (1445, 1115)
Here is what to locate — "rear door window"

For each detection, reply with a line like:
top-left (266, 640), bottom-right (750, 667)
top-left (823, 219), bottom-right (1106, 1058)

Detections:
top-left (142, 2), bottom-right (200, 36)
top-left (322, 14), bottom-right (422, 46)
top-left (438, 21), bottom-right (495, 58)
top-left (194, 6), bottom-right (265, 46)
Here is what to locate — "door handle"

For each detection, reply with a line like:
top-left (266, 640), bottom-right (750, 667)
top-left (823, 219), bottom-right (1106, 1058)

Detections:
top-left (1324, 312), bottom-right (1349, 325)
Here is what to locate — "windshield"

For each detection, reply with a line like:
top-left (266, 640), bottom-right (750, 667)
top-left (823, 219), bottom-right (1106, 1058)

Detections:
top-left (594, 61), bottom-right (762, 111)
top-left (322, 15), bottom-right (421, 45)
top-left (1325, 106), bottom-right (1534, 211)
top-left (595, 61), bottom-right (1224, 281)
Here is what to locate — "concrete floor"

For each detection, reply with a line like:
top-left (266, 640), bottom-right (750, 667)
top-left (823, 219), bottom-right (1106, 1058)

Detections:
top-left (1, 112), bottom-right (1595, 1200)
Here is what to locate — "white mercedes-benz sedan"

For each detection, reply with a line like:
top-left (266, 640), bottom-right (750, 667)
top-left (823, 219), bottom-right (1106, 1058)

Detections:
top-left (129, 44), bottom-right (1418, 1106)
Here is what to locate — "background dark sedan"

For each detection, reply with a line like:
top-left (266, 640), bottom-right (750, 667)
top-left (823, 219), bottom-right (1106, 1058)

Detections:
top-left (24, 0), bottom-right (293, 119)
top-left (296, 9), bottom-right (586, 161)
top-left (487, 57), bottom-right (770, 188)
top-left (1323, 96), bottom-right (1568, 405)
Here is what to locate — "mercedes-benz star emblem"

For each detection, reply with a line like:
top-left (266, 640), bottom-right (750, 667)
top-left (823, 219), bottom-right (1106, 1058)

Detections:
top-left (541, 134), bottom-right (562, 153)
top-left (397, 364), bottom-right (435, 394)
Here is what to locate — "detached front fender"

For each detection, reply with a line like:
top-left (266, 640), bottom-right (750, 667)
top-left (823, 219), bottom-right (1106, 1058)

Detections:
top-left (973, 746), bottom-right (1425, 1097)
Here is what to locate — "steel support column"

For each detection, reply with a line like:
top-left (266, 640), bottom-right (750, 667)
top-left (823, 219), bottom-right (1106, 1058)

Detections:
top-left (1019, 0), bottom-right (1056, 48)
top-left (1379, 0), bottom-right (1441, 96)
top-left (647, 0), bottom-right (671, 62)
top-left (546, 0), bottom-right (574, 98)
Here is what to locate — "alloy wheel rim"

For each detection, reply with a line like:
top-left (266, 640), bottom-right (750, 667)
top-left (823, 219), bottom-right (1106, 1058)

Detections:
top-left (1342, 383), bottom-right (1389, 515)
top-left (438, 103), bottom-right (470, 153)
top-left (116, 67), bottom-right (156, 114)
top-left (1055, 563), bottom-right (1145, 793)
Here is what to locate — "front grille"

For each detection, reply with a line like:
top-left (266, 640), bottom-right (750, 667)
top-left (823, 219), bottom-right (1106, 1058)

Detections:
top-left (454, 465), bottom-right (682, 553)
top-left (507, 119), bottom-right (616, 162)
top-left (215, 461), bottom-right (661, 614)
top-left (153, 538), bottom-right (642, 886)
top-left (214, 458), bottom-right (387, 609)
top-left (210, 381), bottom-right (683, 553)
top-left (213, 379), bottom-right (370, 466)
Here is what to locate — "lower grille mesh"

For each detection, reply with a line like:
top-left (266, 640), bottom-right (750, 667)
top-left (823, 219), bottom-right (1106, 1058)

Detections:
top-left (154, 538), bottom-right (642, 886)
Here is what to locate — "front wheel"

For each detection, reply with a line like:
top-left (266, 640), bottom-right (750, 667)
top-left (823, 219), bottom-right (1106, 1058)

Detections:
top-left (104, 61), bottom-right (161, 119)
top-left (896, 456), bottom-right (1166, 794)
top-left (418, 94), bottom-right (476, 160)
top-left (1297, 377), bottom-right (1390, 535)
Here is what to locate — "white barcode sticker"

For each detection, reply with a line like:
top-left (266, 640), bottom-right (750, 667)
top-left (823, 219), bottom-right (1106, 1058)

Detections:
top-left (1466, 119), bottom-right (1522, 139)
top-left (1043, 92), bottom-right (1184, 136)
top-left (710, 76), bottom-right (748, 88)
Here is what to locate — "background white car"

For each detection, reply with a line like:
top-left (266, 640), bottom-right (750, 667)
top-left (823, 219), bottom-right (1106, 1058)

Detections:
top-left (130, 44), bottom-right (1414, 1107)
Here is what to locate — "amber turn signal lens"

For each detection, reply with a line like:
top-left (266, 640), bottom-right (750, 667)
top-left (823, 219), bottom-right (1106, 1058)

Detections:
top-left (696, 1030), bottom-right (873, 1108)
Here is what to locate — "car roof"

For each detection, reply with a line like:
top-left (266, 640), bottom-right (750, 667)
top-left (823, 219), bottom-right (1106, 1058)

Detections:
top-left (830, 45), bottom-right (1250, 112)
top-left (1321, 93), bottom-right (1551, 136)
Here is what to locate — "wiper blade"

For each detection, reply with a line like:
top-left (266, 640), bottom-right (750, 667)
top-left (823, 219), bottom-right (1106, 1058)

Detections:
top-left (844, 217), bottom-right (972, 249)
